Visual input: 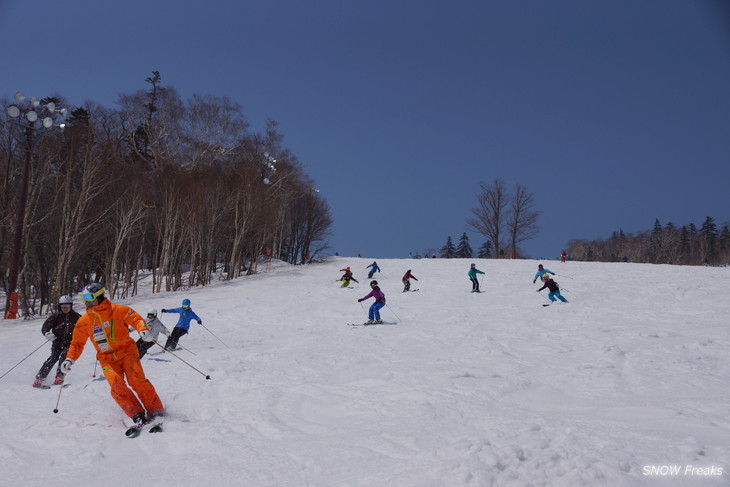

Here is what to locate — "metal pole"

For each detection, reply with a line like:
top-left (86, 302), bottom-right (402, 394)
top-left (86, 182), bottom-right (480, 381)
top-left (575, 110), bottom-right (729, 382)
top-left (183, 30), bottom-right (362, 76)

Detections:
top-left (5, 125), bottom-right (33, 319)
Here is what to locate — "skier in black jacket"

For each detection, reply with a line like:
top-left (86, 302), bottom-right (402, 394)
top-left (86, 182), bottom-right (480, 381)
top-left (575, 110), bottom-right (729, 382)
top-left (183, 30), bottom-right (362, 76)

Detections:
top-left (536, 275), bottom-right (568, 303)
top-left (33, 295), bottom-right (81, 387)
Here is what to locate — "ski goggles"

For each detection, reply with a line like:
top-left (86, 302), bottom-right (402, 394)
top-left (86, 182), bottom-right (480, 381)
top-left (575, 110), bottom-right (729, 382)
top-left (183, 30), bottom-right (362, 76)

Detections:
top-left (182, 305), bottom-right (190, 310)
top-left (81, 287), bottom-right (105, 302)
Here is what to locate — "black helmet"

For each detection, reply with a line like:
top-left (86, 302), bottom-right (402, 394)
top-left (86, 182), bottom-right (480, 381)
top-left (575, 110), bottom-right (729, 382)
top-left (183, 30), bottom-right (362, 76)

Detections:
top-left (81, 283), bottom-right (105, 303)
top-left (370, 280), bottom-right (378, 286)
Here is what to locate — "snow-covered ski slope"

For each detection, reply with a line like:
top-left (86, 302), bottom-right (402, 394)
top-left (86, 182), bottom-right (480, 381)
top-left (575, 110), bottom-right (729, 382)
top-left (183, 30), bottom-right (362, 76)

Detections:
top-left (1, 257), bottom-right (728, 486)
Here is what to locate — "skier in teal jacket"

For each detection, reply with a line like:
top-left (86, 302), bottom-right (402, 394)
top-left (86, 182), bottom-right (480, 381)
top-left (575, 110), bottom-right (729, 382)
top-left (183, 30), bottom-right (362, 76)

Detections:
top-left (468, 263), bottom-right (485, 293)
top-left (533, 264), bottom-right (555, 283)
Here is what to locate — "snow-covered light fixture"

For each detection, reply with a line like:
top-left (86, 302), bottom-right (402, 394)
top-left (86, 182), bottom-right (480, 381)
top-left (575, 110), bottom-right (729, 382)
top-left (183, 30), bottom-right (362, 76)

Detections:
top-left (261, 151), bottom-right (278, 185)
top-left (6, 93), bottom-right (68, 129)
top-left (4, 91), bottom-right (69, 319)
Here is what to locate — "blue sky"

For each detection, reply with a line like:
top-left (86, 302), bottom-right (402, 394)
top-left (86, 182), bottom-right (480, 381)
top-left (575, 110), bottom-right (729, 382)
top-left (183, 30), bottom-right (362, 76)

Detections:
top-left (2, 0), bottom-right (729, 260)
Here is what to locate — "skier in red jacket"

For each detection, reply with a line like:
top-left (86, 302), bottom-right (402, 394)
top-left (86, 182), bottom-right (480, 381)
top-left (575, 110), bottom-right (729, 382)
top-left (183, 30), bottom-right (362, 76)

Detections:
top-left (402, 270), bottom-right (418, 292)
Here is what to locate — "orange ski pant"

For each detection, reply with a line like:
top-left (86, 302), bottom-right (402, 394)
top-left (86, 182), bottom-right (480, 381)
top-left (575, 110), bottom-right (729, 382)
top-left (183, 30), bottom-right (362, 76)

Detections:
top-left (100, 349), bottom-right (164, 418)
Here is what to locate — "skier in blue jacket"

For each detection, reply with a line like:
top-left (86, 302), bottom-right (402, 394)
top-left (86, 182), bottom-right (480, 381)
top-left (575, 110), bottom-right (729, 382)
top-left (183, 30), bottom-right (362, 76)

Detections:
top-left (161, 299), bottom-right (203, 351)
top-left (533, 264), bottom-right (555, 284)
top-left (366, 261), bottom-right (381, 279)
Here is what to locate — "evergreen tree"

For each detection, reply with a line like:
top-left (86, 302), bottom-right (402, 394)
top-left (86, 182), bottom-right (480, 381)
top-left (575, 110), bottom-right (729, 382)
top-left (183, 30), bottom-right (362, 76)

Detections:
top-left (649, 218), bottom-right (663, 261)
top-left (680, 226), bottom-right (690, 257)
top-left (700, 216), bottom-right (718, 241)
top-left (700, 216), bottom-right (718, 261)
top-left (652, 219), bottom-right (662, 235)
top-left (456, 232), bottom-right (473, 258)
top-left (440, 236), bottom-right (457, 258)
top-left (720, 225), bottom-right (730, 263)
top-left (477, 241), bottom-right (492, 258)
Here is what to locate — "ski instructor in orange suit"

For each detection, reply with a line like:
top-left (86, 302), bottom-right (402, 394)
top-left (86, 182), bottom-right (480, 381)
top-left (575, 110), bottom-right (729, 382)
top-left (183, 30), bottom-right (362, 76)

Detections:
top-left (61, 283), bottom-right (164, 424)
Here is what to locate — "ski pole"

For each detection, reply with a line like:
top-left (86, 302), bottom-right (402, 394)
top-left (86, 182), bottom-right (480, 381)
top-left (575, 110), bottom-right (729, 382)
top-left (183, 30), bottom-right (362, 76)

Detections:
top-left (199, 323), bottom-right (229, 348)
top-left (0, 341), bottom-right (47, 381)
top-left (154, 341), bottom-right (211, 379)
top-left (53, 375), bottom-right (67, 413)
top-left (385, 304), bottom-right (401, 323)
top-left (92, 360), bottom-right (98, 378)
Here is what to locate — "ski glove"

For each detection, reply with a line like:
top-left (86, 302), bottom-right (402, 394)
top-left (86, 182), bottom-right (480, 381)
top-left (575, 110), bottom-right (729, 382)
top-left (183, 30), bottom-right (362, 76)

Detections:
top-left (161, 309), bottom-right (167, 313)
top-left (60, 358), bottom-right (74, 374)
top-left (139, 329), bottom-right (153, 342)
top-left (44, 331), bottom-right (56, 341)
top-left (357, 299), bottom-right (363, 302)
top-left (197, 320), bottom-right (202, 325)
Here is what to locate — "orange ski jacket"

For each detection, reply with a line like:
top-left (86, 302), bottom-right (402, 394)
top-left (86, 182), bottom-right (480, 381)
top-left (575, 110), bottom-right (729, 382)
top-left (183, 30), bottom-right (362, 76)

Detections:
top-left (67, 298), bottom-right (149, 362)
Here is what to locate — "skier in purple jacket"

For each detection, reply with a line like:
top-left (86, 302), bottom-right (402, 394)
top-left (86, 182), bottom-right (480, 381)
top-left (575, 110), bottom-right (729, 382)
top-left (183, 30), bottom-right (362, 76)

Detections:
top-left (358, 280), bottom-right (386, 324)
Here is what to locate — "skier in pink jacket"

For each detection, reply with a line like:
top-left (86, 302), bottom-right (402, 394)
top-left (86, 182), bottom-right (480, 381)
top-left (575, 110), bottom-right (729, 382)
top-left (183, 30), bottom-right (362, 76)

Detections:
top-left (358, 280), bottom-right (386, 324)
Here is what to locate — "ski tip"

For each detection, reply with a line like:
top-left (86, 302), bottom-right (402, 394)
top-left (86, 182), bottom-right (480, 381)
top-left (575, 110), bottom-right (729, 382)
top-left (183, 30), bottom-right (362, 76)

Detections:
top-left (125, 427), bottom-right (141, 438)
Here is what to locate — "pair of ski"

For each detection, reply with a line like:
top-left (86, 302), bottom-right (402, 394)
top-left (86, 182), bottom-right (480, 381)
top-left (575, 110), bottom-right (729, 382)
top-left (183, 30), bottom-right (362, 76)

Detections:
top-left (34, 382), bottom-right (70, 390)
top-left (125, 419), bottom-right (163, 438)
top-left (346, 322), bottom-right (396, 327)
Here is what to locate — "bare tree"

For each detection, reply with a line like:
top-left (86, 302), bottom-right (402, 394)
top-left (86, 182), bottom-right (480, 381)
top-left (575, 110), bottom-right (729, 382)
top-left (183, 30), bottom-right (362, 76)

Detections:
top-left (506, 184), bottom-right (539, 258)
top-left (467, 179), bottom-right (509, 257)
top-left (1, 78), bottom-right (336, 315)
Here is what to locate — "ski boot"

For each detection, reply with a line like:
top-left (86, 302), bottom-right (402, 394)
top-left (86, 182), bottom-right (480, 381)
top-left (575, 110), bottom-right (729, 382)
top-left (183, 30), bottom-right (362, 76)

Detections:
top-left (32, 378), bottom-right (44, 388)
top-left (54, 374), bottom-right (64, 385)
top-left (132, 412), bottom-right (149, 426)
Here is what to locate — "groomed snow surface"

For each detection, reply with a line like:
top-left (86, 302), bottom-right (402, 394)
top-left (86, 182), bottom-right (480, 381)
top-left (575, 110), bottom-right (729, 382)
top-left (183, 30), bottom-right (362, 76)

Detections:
top-left (1, 257), bottom-right (728, 487)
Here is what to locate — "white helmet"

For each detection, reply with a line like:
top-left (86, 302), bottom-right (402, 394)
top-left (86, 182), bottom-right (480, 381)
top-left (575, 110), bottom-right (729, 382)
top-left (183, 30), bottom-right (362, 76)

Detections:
top-left (58, 295), bottom-right (73, 305)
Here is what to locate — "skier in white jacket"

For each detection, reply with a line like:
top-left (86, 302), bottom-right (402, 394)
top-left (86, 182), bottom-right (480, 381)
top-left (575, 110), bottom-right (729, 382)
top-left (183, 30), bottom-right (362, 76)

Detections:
top-left (136, 309), bottom-right (170, 358)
